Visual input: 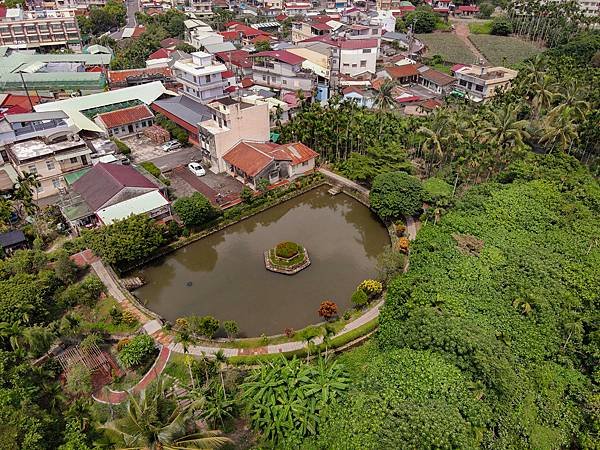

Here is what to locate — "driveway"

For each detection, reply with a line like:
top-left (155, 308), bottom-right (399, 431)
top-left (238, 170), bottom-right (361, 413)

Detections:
top-left (121, 135), bottom-right (202, 172)
top-left (168, 166), bottom-right (243, 203)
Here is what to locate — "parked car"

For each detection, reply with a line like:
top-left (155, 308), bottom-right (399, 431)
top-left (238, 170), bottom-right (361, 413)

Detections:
top-left (187, 162), bottom-right (206, 177)
top-left (162, 140), bottom-right (182, 152)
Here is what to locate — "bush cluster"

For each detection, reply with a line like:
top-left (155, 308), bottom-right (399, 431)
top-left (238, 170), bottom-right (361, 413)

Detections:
top-left (117, 334), bottom-right (155, 368)
top-left (275, 241), bottom-right (300, 259)
top-left (358, 279), bottom-right (383, 297)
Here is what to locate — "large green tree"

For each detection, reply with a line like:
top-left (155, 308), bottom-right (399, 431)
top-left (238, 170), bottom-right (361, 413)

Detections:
top-left (173, 193), bottom-right (221, 228)
top-left (369, 172), bottom-right (424, 220)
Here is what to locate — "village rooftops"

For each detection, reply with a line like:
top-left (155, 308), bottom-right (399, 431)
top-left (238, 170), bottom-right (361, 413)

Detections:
top-left (419, 68), bottom-right (456, 86)
top-left (10, 138), bottom-right (87, 162)
top-left (95, 104), bottom-right (154, 129)
top-left (456, 66), bottom-right (518, 83)
top-left (251, 50), bottom-right (306, 65)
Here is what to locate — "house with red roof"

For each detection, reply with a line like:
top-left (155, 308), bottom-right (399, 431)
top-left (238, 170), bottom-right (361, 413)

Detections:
top-left (94, 104), bottom-right (155, 138)
top-left (250, 50), bottom-right (314, 96)
top-left (456, 5), bottom-right (480, 16)
top-left (215, 49), bottom-right (254, 76)
top-left (62, 162), bottom-right (172, 231)
top-left (107, 67), bottom-right (174, 89)
top-left (342, 86), bottom-right (375, 108)
top-left (384, 63), bottom-right (420, 84)
top-left (223, 141), bottom-right (318, 189)
top-left (222, 22), bottom-right (271, 45)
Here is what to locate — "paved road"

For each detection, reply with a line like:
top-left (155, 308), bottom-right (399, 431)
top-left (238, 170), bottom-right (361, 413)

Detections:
top-left (126, 0), bottom-right (139, 28)
top-left (150, 147), bottom-right (203, 172)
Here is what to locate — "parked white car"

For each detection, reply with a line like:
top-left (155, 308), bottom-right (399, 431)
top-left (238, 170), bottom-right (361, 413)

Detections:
top-left (187, 162), bottom-right (206, 177)
top-left (162, 140), bottom-right (182, 152)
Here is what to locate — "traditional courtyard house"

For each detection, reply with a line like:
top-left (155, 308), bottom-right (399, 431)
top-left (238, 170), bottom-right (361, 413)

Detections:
top-left (223, 141), bottom-right (318, 189)
top-left (94, 104), bottom-right (155, 138)
top-left (61, 162), bottom-right (172, 231)
top-left (384, 63), bottom-right (419, 84)
top-left (455, 5), bottom-right (480, 16)
top-left (107, 67), bottom-right (174, 89)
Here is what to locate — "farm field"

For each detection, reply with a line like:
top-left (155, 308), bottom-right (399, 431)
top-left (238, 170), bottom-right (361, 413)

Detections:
top-left (417, 33), bottom-right (479, 64)
top-left (468, 34), bottom-right (544, 66)
top-left (468, 21), bottom-right (492, 34)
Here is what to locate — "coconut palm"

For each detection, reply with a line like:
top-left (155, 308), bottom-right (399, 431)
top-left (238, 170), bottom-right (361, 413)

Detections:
top-left (480, 104), bottom-right (530, 151)
top-left (13, 172), bottom-right (40, 218)
top-left (175, 329), bottom-right (197, 390)
top-left (531, 75), bottom-right (559, 118)
top-left (549, 79), bottom-right (590, 121)
top-left (373, 80), bottom-right (397, 111)
top-left (102, 376), bottom-right (231, 450)
top-left (539, 112), bottom-right (579, 153)
top-left (0, 321), bottom-right (23, 350)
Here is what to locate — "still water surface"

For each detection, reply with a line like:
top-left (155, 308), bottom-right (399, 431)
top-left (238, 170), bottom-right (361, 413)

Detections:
top-left (135, 186), bottom-right (389, 336)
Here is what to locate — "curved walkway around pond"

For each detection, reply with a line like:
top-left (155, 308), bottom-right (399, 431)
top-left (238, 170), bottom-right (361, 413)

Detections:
top-left (90, 170), bottom-right (418, 403)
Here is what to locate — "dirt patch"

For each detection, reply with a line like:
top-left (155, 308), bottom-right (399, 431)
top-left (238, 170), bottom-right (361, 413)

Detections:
top-left (452, 233), bottom-right (484, 256)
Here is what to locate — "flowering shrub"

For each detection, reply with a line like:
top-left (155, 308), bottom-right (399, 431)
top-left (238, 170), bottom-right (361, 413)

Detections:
top-left (358, 280), bottom-right (383, 297)
top-left (122, 310), bottom-right (138, 325)
top-left (284, 327), bottom-right (295, 338)
top-left (396, 237), bottom-right (410, 254)
top-left (275, 241), bottom-right (300, 258)
top-left (395, 223), bottom-right (406, 237)
top-left (318, 301), bottom-right (338, 320)
top-left (175, 317), bottom-right (189, 330)
top-left (116, 338), bottom-right (131, 352)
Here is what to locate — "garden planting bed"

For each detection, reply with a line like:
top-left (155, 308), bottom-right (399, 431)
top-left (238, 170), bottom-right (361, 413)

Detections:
top-left (417, 33), bottom-right (478, 64)
top-left (468, 34), bottom-right (543, 66)
top-left (264, 242), bottom-right (311, 275)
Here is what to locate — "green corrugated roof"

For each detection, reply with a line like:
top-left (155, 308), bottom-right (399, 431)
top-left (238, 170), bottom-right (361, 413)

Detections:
top-left (64, 168), bottom-right (91, 185)
top-left (0, 52), bottom-right (112, 75)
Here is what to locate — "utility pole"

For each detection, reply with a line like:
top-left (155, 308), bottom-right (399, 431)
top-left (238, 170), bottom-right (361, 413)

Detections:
top-left (18, 71), bottom-right (34, 111)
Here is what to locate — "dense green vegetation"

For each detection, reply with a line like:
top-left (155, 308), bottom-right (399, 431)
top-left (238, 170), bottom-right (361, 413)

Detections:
top-left (469, 34), bottom-right (543, 66)
top-left (313, 153), bottom-right (600, 448)
top-left (173, 193), bottom-right (222, 228)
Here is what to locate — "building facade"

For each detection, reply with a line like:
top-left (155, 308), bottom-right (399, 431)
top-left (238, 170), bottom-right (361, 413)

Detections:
top-left (331, 39), bottom-right (378, 77)
top-left (199, 98), bottom-right (271, 173)
top-left (8, 136), bottom-right (91, 198)
top-left (251, 50), bottom-right (314, 95)
top-left (172, 51), bottom-right (228, 103)
top-left (454, 66), bottom-right (518, 101)
top-left (0, 8), bottom-right (81, 50)
top-left (94, 104), bottom-right (155, 138)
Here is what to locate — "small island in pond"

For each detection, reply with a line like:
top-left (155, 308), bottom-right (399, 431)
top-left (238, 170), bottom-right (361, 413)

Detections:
top-left (265, 241), bottom-right (311, 275)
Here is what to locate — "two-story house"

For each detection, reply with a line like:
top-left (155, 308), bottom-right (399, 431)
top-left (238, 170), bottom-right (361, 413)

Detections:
top-left (331, 38), bottom-right (378, 77)
top-left (8, 136), bottom-right (92, 199)
top-left (453, 66), bottom-right (518, 102)
top-left (250, 50), bottom-right (314, 96)
top-left (0, 111), bottom-right (74, 146)
top-left (172, 51), bottom-right (228, 103)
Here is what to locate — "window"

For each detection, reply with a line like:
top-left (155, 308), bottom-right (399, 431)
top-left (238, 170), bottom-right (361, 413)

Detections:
top-left (360, 60), bottom-right (367, 67)
top-left (70, 157), bottom-right (78, 164)
top-left (45, 160), bottom-right (55, 171)
top-left (475, 84), bottom-right (484, 92)
top-left (36, 184), bottom-right (44, 193)
top-left (205, 75), bottom-right (211, 83)
top-left (459, 79), bottom-right (467, 86)
top-left (262, 75), bottom-right (266, 81)
top-left (352, 64), bottom-right (357, 68)
top-left (362, 49), bottom-right (371, 53)
top-left (343, 63), bottom-right (349, 67)
top-left (302, 161), bottom-right (309, 166)
top-left (282, 79), bottom-right (287, 85)
top-left (27, 164), bottom-right (37, 174)
top-left (52, 178), bottom-right (60, 189)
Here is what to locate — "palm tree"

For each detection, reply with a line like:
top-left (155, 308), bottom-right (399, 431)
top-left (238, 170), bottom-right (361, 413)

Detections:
top-left (13, 172), bottom-right (40, 217)
top-left (0, 321), bottom-right (23, 350)
top-left (102, 376), bottom-right (231, 450)
top-left (373, 80), bottom-right (397, 134)
top-left (175, 329), bottom-right (197, 389)
top-left (480, 104), bottom-right (530, 152)
top-left (549, 79), bottom-right (589, 121)
top-left (539, 112), bottom-right (578, 153)
top-left (320, 324), bottom-right (336, 359)
top-left (531, 75), bottom-right (558, 118)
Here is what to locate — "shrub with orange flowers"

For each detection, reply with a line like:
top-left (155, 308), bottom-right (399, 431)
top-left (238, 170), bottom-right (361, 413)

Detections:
top-left (318, 301), bottom-right (338, 320)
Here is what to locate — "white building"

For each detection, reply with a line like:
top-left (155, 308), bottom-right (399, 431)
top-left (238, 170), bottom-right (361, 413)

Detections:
top-left (172, 52), bottom-right (228, 103)
top-left (331, 38), bottom-right (378, 77)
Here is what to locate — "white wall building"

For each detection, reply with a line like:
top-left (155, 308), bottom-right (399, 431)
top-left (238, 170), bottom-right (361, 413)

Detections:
top-left (172, 52), bottom-right (228, 103)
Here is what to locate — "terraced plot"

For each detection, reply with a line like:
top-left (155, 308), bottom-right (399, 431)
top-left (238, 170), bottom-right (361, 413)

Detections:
top-left (469, 34), bottom-right (544, 66)
top-left (417, 33), bottom-right (479, 64)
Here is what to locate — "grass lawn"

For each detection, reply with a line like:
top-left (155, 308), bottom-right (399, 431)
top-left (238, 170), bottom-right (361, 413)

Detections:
top-left (77, 297), bottom-right (140, 335)
top-left (468, 34), bottom-right (544, 66)
top-left (417, 33), bottom-right (479, 64)
top-left (468, 21), bottom-right (493, 34)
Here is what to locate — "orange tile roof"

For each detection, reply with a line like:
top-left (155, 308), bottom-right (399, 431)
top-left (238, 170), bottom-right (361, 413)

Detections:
top-left (386, 64), bottom-right (419, 79)
top-left (223, 141), bottom-right (318, 176)
top-left (96, 104), bottom-right (154, 130)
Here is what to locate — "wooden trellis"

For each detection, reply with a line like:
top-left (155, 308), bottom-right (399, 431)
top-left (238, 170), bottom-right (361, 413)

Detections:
top-left (56, 343), bottom-right (112, 376)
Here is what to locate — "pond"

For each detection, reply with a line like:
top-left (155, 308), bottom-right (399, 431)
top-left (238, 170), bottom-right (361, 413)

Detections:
top-left (134, 186), bottom-right (390, 337)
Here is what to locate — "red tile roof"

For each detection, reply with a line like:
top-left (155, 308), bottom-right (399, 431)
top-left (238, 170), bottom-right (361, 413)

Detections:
top-left (343, 86), bottom-right (366, 96)
top-left (458, 5), bottom-right (479, 12)
top-left (223, 141), bottom-right (318, 176)
top-left (386, 64), bottom-right (419, 79)
top-left (421, 98), bottom-right (442, 110)
top-left (451, 63), bottom-right (468, 72)
top-left (276, 13), bottom-right (289, 21)
top-left (419, 68), bottom-right (456, 86)
top-left (223, 142), bottom-right (279, 177)
top-left (226, 22), bottom-right (270, 39)
top-left (251, 50), bottom-right (305, 65)
top-left (310, 22), bottom-right (332, 31)
top-left (241, 77), bottom-right (254, 88)
top-left (148, 48), bottom-right (173, 60)
top-left (96, 104), bottom-right (154, 129)
top-left (108, 67), bottom-right (172, 84)
top-left (219, 31), bottom-right (240, 41)
top-left (251, 35), bottom-right (272, 44)
top-left (131, 25), bottom-right (146, 38)
top-left (337, 38), bottom-right (378, 49)
top-left (216, 49), bottom-right (253, 68)
top-left (0, 94), bottom-right (41, 118)
top-left (221, 70), bottom-right (235, 78)
top-left (160, 37), bottom-right (182, 48)
top-left (396, 95), bottom-right (421, 103)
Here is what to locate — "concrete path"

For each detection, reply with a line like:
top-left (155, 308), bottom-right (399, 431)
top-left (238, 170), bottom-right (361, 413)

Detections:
top-left (93, 346), bottom-right (171, 404)
top-left (318, 168), bottom-right (369, 196)
top-left (452, 20), bottom-right (487, 65)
